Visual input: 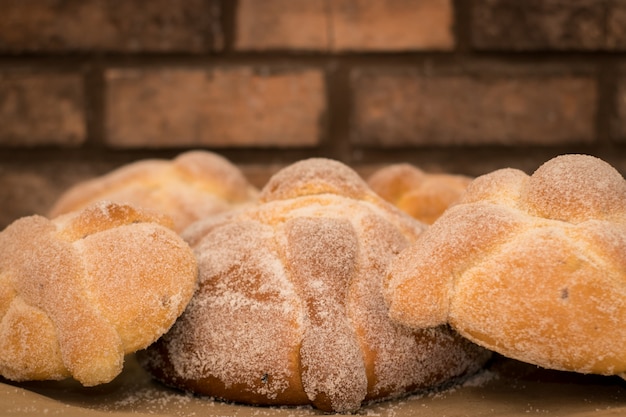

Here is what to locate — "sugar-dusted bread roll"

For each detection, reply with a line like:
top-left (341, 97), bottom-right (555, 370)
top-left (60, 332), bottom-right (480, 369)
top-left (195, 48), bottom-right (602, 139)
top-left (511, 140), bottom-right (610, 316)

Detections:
top-left (139, 158), bottom-right (490, 413)
top-left (49, 151), bottom-right (259, 232)
top-left (367, 164), bottom-right (471, 224)
top-left (0, 202), bottom-right (198, 386)
top-left (384, 154), bottom-right (626, 376)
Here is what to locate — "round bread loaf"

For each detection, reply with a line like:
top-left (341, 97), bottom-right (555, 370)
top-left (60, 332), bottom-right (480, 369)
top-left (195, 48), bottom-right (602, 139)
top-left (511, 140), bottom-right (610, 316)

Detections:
top-left (49, 151), bottom-right (259, 232)
top-left (138, 158), bottom-right (490, 413)
top-left (367, 163), bottom-right (472, 224)
top-left (0, 202), bottom-right (198, 386)
top-left (384, 154), bottom-right (626, 377)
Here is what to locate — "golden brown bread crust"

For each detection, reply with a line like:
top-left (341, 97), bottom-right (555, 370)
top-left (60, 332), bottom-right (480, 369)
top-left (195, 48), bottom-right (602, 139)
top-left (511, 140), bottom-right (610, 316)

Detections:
top-left (0, 202), bottom-right (198, 386)
top-left (367, 163), bottom-right (472, 224)
top-left (48, 151), bottom-right (259, 232)
top-left (384, 154), bottom-right (626, 376)
top-left (139, 158), bottom-right (490, 413)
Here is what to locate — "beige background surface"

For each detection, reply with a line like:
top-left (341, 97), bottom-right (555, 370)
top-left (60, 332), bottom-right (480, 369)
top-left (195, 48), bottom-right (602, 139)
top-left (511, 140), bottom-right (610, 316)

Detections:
top-left (2, 354), bottom-right (626, 417)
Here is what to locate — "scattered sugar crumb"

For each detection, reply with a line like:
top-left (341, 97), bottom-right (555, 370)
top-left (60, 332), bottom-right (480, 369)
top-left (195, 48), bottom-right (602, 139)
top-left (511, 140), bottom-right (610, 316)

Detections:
top-left (461, 369), bottom-right (499, 388)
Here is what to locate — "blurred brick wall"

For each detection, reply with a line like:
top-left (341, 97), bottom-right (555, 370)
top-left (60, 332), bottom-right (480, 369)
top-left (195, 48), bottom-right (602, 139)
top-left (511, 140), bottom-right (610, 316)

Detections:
top-left (2, 0), bottom-right (626, 227)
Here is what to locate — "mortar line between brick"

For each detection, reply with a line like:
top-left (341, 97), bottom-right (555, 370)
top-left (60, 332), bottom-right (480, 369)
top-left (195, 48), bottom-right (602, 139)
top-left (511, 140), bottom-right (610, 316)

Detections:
top-left (453, 0), bottom-right (473, 54)
top-left (324, 60), bottom-right (353, 165)
top-left (220, 0), bottom-right (237, 53)
top-left (83, 58), bottom-right (106, 149)
top-left (595, 60), bottom-right (618, 146)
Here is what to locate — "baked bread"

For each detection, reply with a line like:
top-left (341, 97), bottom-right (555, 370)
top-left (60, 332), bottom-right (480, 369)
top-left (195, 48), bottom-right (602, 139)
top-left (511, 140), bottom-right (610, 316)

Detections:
top-left (138, 158), bottom-right (490, 413)
top-left (384, 154), bottom-right (626, 376)
top-left (0, 201), bottom-right (198, 386)
top-left (367, 163), bottom-right (471, 224)
top-left (49, 151), bottom-right (259, 232)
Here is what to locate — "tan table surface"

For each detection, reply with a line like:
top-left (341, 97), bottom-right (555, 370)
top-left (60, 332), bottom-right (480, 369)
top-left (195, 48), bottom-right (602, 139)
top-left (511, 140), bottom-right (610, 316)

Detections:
top-left (2, 354), bottom-right (626, 416)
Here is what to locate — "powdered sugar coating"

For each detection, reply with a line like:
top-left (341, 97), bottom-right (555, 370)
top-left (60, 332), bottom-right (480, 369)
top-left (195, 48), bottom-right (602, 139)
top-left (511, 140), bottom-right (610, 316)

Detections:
top-left (520, 154), bottom-right (626, 223)
top-left (259, 158), bottom-right (372, 203)
top-left (49, 150), bottom-right (259, 232)
top-left (384, 154), bottom-right (626, 376)
top-left (140, 158), bottom-right (490, 413)
top-left (0, 201), bottom-right (198, 386)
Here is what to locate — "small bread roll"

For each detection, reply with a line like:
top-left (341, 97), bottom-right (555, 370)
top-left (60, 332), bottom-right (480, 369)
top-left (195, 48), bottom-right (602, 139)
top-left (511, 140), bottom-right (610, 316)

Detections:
top-left (139, 158), bottom-right (490, 413)
top-left (0, 202), bottom-right (198, 386)
top-left (367, 164), bottom-right (471, 224)
top-left (49, 151), bottom-right (258, 232)
top-left (384, 154), bottom-right (626, 376)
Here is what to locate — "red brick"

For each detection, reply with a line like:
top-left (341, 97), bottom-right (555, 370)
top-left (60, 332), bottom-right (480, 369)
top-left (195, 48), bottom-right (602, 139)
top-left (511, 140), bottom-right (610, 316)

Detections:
top-left (105, 67), bottom-right (326, 148)
top-left (0, 0), bottom-right (222, 53)
top-left (351, 71), bottom-right (597, 146)
top-left (331, 0), bottom-right (454, 51)
top-left (0, 169), bottom-right (53, 227)
top-left (235, 0), bottom-right (454, 51)
top-left (471, 0), bottom-right (626, 51)
top-left (0, 159), bottom-right (123, 228)
top-left (235, 0), bottom-right (328, 50)
top-left (0, 72), bottom-right (86, 147)
top-left (607, 2), bottom-right (626, 49)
